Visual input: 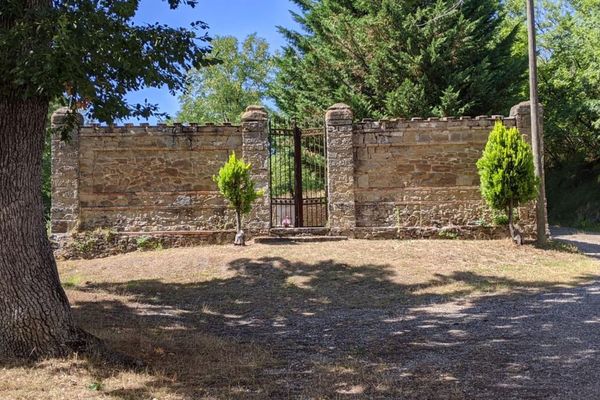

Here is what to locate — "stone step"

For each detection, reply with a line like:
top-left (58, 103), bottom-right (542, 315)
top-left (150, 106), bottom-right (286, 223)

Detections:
top-left (118, 230), bottom-right (236, 238)
top-left (269, 227), bottom-right (331, 237)
top-left (254, 235), bottom-right (348, 244)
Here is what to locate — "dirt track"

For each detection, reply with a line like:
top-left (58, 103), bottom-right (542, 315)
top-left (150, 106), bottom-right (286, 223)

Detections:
top-left (551, 226), bottom-right (600, 259)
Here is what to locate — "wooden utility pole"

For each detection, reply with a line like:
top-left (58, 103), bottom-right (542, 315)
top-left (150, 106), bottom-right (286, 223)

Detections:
top-left (526, 0), bottom-right (548, 244)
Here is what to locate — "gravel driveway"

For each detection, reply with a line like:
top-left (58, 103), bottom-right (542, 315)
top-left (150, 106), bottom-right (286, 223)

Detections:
top-left (233, 279), bottom-right (600, 399)
top-left (50, 240), bottom-right (600, 399)
top-left (551, 226), bottom-right (600, 259)
top-left (370, 281), bottom-right (600, 399)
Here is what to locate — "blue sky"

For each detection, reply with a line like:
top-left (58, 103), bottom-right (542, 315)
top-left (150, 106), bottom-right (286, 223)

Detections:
top-left (125, 0), bottom-right (300, 123)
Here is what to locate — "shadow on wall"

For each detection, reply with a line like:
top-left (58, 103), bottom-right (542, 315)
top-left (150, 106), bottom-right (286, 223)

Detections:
top-left (13, 256), bottom-right (594, 399)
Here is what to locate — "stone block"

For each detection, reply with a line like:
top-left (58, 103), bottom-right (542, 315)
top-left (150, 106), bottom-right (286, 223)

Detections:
top-left (326, 103), bottom-right (353, 122)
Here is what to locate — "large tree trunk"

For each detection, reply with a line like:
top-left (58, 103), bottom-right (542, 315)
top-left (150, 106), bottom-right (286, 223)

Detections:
top-left (0, 94), bottom-right (81, 358)
top-left (0, 2), bottom-right (137, 364)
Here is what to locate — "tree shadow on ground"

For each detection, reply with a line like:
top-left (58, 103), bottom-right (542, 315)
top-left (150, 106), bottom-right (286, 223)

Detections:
top-left (551, 227), bottom-right (600, 259)
top-left (6, 256), bottom-right (599, 399)
top-left (555, 238), bottom-right (600, 259)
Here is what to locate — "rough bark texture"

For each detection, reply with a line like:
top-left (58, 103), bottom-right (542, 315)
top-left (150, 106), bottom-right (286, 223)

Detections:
top-left (0, 94), bottom-right (82, 358)
top-left (0, 1), bottom-right (141, 366)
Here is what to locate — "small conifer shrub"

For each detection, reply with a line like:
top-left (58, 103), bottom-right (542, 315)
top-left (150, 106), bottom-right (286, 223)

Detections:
top-left (213, 152), bottom-right (262, 245)
top-left (477, 122), bottom-right (539, 244)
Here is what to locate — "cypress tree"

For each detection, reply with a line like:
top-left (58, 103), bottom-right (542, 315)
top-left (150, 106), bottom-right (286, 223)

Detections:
top-left (477, 122), bottom-right (539, 244)
top-left (213, 153), bottom-right (262, 245)
top-left (272, 0), bottom-right (526, 120)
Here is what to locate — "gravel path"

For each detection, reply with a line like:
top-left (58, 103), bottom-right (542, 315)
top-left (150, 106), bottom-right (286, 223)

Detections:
top-left (379, 282), bottom-right (600, 399)
top-left (191, 276), bottom-right (600, 399)
top-left (551, 226), bottom-right (600, 259)
top-left (240, 281), bottom-right (600, 399)
top-left (61, 241), bottom-right (600, 399)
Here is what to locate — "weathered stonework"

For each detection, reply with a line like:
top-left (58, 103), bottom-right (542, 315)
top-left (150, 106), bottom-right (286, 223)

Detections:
top-left (51, 108), bottom-right (83, 233)
top-left (319, 102), bottom-right (540, 240)
top-left (51, 101), bottom-right (540, 256)
top-left (325, 103), bottom-right (357, 236)
top-left (346, 111), bottom-right (535, 238)
top-left (241, 105), bottom-right (270, 234)
top-left (348, 108), bottom-right (539, 239)
top-left (53, 230), bottom-right (236, 260)
top-left (51, 115), bottom-right (244, 240)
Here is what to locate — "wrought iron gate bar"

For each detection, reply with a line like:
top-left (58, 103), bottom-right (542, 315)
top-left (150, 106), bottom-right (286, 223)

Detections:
top-left (269, 117), bottom-right (327, 228)
top-left (293, 124), bottom-right (303, 228)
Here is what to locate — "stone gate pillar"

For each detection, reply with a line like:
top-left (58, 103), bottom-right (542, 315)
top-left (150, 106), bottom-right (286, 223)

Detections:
top-left (241, 105), bottom-right (270, 234)
top-left (325, 103), bottom-right (356, 236)
top-left (509, 101), bottom-right (543, 141)
top-left (50, 108), bottom-right (83, 234)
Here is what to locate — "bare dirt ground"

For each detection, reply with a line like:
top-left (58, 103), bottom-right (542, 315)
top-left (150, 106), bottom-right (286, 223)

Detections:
top-left (1, 239), bottom-right (599, 399)
top-left (551, 226), bottom-right (600, 259)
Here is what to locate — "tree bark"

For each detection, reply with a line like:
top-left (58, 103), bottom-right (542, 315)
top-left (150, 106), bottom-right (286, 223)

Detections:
top-left (0, 1), bottom-right (139, 365)
top-left (507, 201), bottom-right (523, 246)
top-left (0, 94), bottom-right (82, 358)
top-left (235, 210), bottom-right (242, 233)
top-left (234, 210), bottom-right (245, 245)
top-left (0, 1), bottom-right (98, 360)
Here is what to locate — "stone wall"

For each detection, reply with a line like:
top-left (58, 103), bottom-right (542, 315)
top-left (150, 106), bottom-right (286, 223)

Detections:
top-left (52, 102), bottom-right (540, 250)
top-left (325, 102), bottom-right (539, 240)
top-left (77, 124), bottom-right (241, 232)
top-left (51, 106), bottom-right (270, 244)
top-left (51, 110), bottom-right (82, 234)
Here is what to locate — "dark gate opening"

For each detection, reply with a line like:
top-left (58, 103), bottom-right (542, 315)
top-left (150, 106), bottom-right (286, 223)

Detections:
top-left (269, 119), bottom-right (327, 228)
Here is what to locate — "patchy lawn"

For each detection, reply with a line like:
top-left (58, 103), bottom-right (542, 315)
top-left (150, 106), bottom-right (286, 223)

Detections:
top-left (1, 239), bottom-right (599, 399)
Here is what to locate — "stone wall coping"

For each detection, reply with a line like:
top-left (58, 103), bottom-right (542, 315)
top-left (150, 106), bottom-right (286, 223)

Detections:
top-left (51, 106), bottom-right (85, 126)
top-left (73, 116), bottom-right (516, 133)
top-left (353, 116), bottom-right (517, 131)
top-left (74, 124), bottom-right (242, 136)
top-left (241, 105), bottom-right (268, 121)
top-left (326, 103), bottom-right (353, 122)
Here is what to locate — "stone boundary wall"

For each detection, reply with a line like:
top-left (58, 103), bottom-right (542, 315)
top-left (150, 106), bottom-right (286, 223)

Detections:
top-left (325, 102), bottom-right (540, 240)
top-left (51, 106), bottom-right (271, 247)
top-left (78, 124), bottom-right (241, 233)
top-left (52, 101), bottom-right (541, 255)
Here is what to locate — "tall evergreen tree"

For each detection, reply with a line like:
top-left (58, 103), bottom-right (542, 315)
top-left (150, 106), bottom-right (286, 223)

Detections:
top-left (272, 0), bottom-right (527, 119)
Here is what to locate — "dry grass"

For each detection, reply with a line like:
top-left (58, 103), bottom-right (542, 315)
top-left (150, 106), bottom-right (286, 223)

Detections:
top-left (1, 239), bottom-right (598, 399)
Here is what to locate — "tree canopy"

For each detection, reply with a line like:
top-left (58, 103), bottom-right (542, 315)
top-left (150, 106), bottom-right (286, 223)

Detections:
top-left (0, 0), bottom-right (211, 122)
top-left (271, 0), bottom-right (527, 120)
top-left (176, 34), bottom-right (274, 124)
top-left (536, 0), bottom-right (600, 165)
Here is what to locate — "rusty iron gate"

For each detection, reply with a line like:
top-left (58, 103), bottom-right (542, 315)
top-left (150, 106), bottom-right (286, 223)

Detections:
top-left (269, 119), bottom-right (327, 228)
